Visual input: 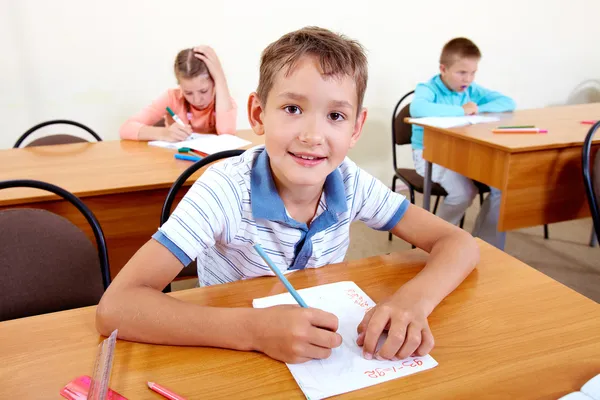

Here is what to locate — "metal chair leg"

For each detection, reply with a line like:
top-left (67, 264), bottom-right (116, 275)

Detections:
top-left (433, 196), bottom-right (441, 215)
top-left (590, 229), bottom-right (598, 247)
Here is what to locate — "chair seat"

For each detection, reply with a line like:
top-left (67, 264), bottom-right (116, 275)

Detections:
top-left (396, 168), bottom-right (491, 196)
top-left (473, 180), bottom-right (491, 194)
top-left (177, 261), bottom-right (198, 279)
top-left (395, 168), bottom-right (448, 196)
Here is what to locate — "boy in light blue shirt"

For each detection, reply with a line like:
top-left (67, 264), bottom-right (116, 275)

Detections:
top-left (410, 38), bottom-right (515, 250)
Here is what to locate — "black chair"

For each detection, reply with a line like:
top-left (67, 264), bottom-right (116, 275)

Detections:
top-left (0, 179), bottom-right (110, 321)
top-left (389, 91), bottom-right (489, 241)
top-left (160, 149), bottom-right (246, 293)
top-left (582, 121), bottom-right (600, 241)
top-left (14, 119), bottom-right (102, 148)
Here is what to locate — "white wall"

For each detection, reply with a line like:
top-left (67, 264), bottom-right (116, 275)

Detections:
top-left (2, 0), bottom-right (600, 184)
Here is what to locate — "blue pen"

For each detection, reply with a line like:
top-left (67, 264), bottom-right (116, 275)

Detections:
top-left (253, 244), bottom-right (308, 308)
top-left (174, 153), bottom-right (203, 162)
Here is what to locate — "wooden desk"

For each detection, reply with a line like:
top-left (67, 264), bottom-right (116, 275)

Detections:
top-left (410, 103), bottom-right (600, 230)
top-left (1, 241), bottom-right (598, 399)
top-left (0, 130), bottom-right (263, 276)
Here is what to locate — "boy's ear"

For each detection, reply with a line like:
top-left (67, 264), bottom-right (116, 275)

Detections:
top-left (247, 92), bottom-right (265, 136)
top-left (349, 107), bottom-right (368, 148)
top-left (439, 64), bottom-right (446, 74)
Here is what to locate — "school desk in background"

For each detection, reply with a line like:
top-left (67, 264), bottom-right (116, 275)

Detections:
top-left (407, 103), bottom-right (600, 232)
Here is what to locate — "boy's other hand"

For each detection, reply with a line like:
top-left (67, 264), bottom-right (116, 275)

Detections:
top-left (462, 102), bottom-right (478, 115)
top-left (356, 289), bottom-right (434, 361)
top-left (252, 305), bottom-right (342, 364)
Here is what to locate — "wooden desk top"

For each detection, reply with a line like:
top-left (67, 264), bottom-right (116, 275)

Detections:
top-left (409, 103), bottom-right (600, 153)
top-left (1, 240), bottom-right (598, 399)
top-left (0, 130), bottom-right (263, 206)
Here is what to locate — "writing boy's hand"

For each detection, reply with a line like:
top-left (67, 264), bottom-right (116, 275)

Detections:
top-left (252, 305), bottom-right (342, 364)
top-left (356, 291), bottom-right (434, 361)
top-left (462, 102), bottom-right (478, 115)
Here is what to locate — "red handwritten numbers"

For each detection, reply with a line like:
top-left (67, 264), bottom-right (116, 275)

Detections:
top-left (345, 289), bottom-right (371, 309)
top-left (363, 359), bottom-right (424, 379)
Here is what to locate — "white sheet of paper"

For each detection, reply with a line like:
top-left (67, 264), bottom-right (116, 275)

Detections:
top-left (253, 281), bottom-right (438, 399)
top-left (558, 392), bottom-right (595, 400)
top-left (148, 133), bottom-right (251, 154)
top-left (408, 115), bottom-right (500, 129)
top-left (582, 374), bottom-right (600, 400)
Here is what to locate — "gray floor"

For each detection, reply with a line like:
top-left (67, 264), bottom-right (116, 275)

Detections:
top-left (173, 190), bottom-right (600, 303)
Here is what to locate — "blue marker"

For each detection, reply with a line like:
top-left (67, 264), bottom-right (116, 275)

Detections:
top-left (254, 244), bottom-right (308, 308)
top-left (174, 153), bottom-right (202, 162)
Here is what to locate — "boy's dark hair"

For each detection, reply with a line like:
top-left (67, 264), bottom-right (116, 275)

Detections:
top-left (257, 26), bottom-right (368, 111)
top-left (440, 38), bottom-right (481, 66)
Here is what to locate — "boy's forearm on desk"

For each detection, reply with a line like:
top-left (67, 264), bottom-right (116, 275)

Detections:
top-left (96, 288), bottom-right (257, 351)
top-left (477, 97), bottom-right (516, 113)
top-left (395, 231), bottom-right (479, 316)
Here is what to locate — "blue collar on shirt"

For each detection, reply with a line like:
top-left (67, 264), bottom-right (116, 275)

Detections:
top-left (250, 148), bottom-right (347, 225)
top-left (250, 148), bottom-right (348, 270)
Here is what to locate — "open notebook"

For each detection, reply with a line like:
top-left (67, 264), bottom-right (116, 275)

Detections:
top-left (253, 281), bottom-right (437, 399)
top-left (407, 115), bottom-right (500, 129)
top-left (148, 133), bottom-right (251, 154)
top-left (559, 374), bottom-right (600, 400)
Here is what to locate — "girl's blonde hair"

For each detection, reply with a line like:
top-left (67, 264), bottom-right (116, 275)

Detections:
top-left (174, 48), bottom-right (211, 82)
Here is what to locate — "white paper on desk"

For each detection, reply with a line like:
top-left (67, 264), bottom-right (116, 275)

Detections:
top-left (408, 115), bottom-right (500, 128)
top-left (582, 374), bottom-right (600, 400)
top-left (253, 281), bottom-right (438, 400)
top-left (148, 133), bottom-right (251, 154)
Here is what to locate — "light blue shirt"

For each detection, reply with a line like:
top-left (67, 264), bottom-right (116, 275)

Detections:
top-left (410, 75), bottom-right (516, 149)
top-left (154, 146), bottom-right (408, 286)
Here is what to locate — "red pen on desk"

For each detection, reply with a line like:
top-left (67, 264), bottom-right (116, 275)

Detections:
top-left (147, 382), bottom-right (187, 400)
top-left (581, 120), bottom-right (598, 125)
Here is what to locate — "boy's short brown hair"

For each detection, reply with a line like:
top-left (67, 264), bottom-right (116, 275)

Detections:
top-left (440, 38), bottom-right (481, 66)
top-left (257, 26), bottom-right (368, 111)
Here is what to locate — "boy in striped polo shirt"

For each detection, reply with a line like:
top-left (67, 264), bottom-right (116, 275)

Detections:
top-left (97, 27), bottom-right (479, 365)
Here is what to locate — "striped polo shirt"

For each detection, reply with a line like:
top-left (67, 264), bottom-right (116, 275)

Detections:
top-left (153, 146), bottom-right (408, 286)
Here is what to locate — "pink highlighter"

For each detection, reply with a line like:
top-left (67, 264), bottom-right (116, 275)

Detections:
top-left (60, 375), bottom-right (127, 400)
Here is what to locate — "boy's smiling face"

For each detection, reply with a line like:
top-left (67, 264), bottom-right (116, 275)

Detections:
top-left (248, 55), bottom-right (367, 193)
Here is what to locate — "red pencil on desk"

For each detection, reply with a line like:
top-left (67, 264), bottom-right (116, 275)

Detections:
top-left (581, 120), bottom-right (598, 125)
top-left (190, 149), bottom-right (208, 157)
top-left (147, 382), bottom-right (186, 400)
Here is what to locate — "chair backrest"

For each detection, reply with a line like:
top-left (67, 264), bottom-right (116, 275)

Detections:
top-left (0, 209), bottom-right (105, 321)
top-left (159, 149), bottom-right (245, 293)
top-left (160, 149), bottom-right (246, 225)
top-left (14, 120), bottom-right (102, 148)
top-left (391, 91), bottom-right (415, 170)
top-left (582, 121), bottom-right (600, 238)
top-left (0, 180), bottom-right (110, 316)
